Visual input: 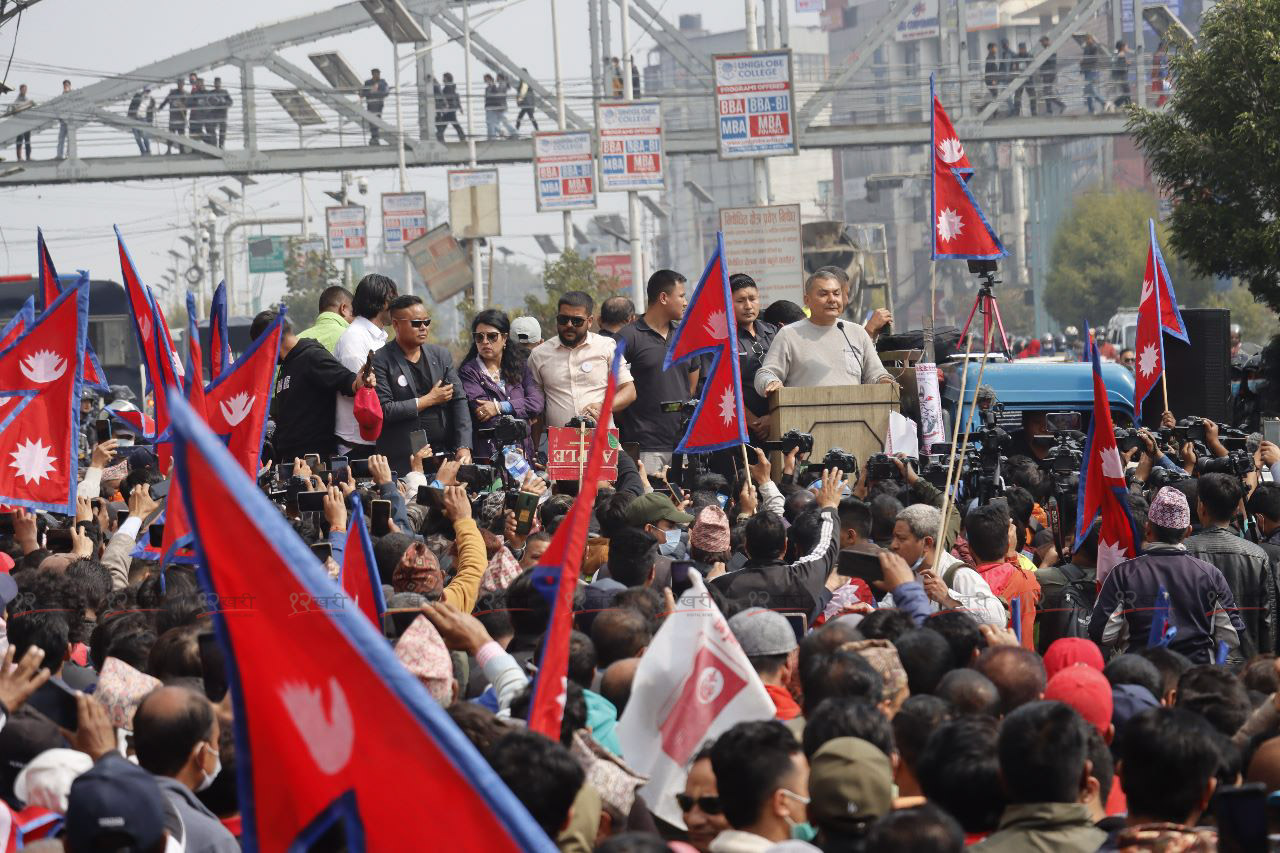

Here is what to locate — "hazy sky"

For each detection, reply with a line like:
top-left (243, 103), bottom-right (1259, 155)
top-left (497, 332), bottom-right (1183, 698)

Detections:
top-left (0, 0), bottom-right (820, 311)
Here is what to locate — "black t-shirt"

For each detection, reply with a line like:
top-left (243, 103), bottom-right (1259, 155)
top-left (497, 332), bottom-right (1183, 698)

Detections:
top-left (615, 318), bottom-right (695, 452)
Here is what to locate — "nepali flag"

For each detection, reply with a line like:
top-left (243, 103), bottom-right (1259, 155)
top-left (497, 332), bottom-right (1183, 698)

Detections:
top-left (1133, 219), bottom-right (1190, 417)
top-left (204, 306), bottom-right (284, 476)
top-left (528, 345), bottom-right (625, 740)
top-left (0, 297), bottom-right (34, 355)
top-left (116, 227), bottom-right (183, 444)
top-left (105, 406), bottom-right (155, 441)
top-left (1076, 323), bottom-right (1141, 587)
top-left (663, 233), bottom-right (748, 454)
top-left (168, 393), bottom-right (554, 853)
top-left (930, 74), bottom-right (1006, 261)
top-left (342, 499), bottom-right (387, 628)
top-left (160, 291), bottom-right (209, 561)
top-left (209, 280), bottom-right (231, 378)
top-left (38, 231), bottom-right (108, 391)
top-left (0, 278), bottom-right (89, 514)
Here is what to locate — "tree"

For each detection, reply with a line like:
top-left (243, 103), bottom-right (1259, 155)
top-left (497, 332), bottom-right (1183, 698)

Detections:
top-left (1129, 0), bottom-right (1280, 312)
top-left (522, 249), bottom-right (622, 335)
top-left (283, 239), bottom-right (342, 330)
top-left (1044, 190), bottom-right (1214, 328)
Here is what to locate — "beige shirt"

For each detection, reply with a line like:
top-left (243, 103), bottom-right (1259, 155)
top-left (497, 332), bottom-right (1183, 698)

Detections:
top-left (526, 331), bottom-right (633, 428)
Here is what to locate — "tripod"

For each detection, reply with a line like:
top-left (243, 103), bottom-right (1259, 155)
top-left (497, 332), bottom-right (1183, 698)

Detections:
top-left (957, 268), bottom-right (1011, 358)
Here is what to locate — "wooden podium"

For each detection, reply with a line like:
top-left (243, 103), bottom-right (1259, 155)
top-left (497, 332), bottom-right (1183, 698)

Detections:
top-left (766, 384), bottom-right (901, 473)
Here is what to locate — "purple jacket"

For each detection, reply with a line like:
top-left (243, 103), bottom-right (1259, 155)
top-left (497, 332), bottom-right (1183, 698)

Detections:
top-left (458, 356), bottom-right (544, 459)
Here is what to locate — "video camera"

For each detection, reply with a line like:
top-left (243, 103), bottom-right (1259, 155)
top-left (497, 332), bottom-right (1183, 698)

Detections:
top-left (477, 415), bottom-right (529, 446)
top-left (763, 429), bottom-right (814, 455)
top-left (866, 452), bottom-right (918, 482)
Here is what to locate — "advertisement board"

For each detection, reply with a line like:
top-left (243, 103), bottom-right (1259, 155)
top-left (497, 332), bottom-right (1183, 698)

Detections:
top-left (406, 223), bottom-right (473, 304)
top-left (447, 169), bottom-right (501, 238)
top-left (719, 204), bottom-right (804, 306)
top-left (713, 50), bottom-right (797, 159)
top-left (593, 253), bottom-right (633, 293)
top-left (325, 206), bottom-right (367, 259)
top-left (381, 192), bottom-right (428, 252)
top-left (247, 236), bottom-right (287, 273)
top-left (596, 100), bottom-right (665, 192)
top-left (534, 130), bottom-right (597, 211)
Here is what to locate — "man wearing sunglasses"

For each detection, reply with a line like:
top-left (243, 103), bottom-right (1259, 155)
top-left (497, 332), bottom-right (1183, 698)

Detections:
top-left (371, 295), bottom-right (472, 473)
top-left (526, 290), bottom-right (636, 428)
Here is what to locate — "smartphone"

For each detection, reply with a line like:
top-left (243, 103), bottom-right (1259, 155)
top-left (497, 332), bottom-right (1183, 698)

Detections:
top-left (417, 485), bottom-right (446, 508)
top-left (45, 527), bottom-right (73, 553)
top-left (94, 418), bottom-right (112, 443)
top-left (837, 543), bottom-right (884, 583)
top-left (409, 429), bottom-right (430, 458)
top-left (511, 490), bottom-right (538, 536)
top-left (1217, 783), bottom-right (1267, 853)
top-left (277, 462), bottom-right (295, 480)
top-left (783, 612), bottom-right (808, 644)
top-left (197, 631), bottom-right (228, 703)
top-left (115, 509), bottom-right (129, 529)
top-left (622, 442), bottom-right (641, 465)
top-left (304, 453), bottom-right (321, 472)
top-left (329, 456), bottom-right (349, 484)
top-left (350, 459), bottom-right (371, 480)
top-left (149, 479), bottom-right (170, 501)
top-left (148, 524), bottom-right (164, 549)
top-left (296, 491), bottom-right (326, 513)
top-left (0, 513), bottom-right (13, 537)
top-left (371, 500), bottom-right (392, 537)
top-left (27, 677), bottom-right (79, 730)
top-left (310, 542), bottom-right (333, 562)
top-left (670, 559), bottom-right (695, 599)
top-left (423, 454), bottom-right (448, 476)
top-left (1263, 417), bottom-right (1280, 447)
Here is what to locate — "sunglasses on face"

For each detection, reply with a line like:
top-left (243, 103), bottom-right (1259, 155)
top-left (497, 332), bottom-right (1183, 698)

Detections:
top-left (676, 794), bottom-right (722, 815)
top-left (473, 331), bottom-right (502, 343)
top-left (556, 314), bottom-right (586, 327)
top-left (399, 318), bottom-right (431, 329)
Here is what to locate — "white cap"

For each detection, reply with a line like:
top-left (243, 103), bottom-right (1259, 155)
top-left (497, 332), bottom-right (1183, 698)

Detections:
top-left (15, 748), bottom-right (94, 813)
top-left (511, 316), bottom-right (542, 344)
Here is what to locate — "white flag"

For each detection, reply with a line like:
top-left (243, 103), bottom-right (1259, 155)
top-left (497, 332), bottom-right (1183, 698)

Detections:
top-left (616, 571), bottom-right (776, 829)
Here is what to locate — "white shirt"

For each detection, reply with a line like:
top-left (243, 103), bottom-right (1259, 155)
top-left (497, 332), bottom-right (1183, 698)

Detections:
top-left (525, 331), bottom-right (633, 428)
top-left (333, 316), bottom-right (389, 443)
top-left (881, 551), bottom-right (1007, 626)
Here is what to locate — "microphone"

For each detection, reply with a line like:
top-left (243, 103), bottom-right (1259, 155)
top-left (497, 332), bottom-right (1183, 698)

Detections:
top-left (836, 321), bottom-right (865, 380)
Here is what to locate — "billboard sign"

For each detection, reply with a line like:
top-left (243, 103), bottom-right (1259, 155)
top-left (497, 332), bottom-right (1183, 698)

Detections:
top-left (381, 192), bottom-right (428, 252)
top-left (534, 130), bottom-right (597, 211)
top-left (596, 100), bottom-right (665, 192)
top-left (325, 206), bottom-right (367, 259)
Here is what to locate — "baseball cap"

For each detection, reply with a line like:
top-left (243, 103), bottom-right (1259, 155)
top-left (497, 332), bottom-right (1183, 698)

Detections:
top-left (511, 316), bottom-right (541, 344)
top-left (624, 493), bottom-right (693, 528)
top-left (1043, 637), bottom-right (1104, 679)
top-left (728, 607), bottom-right (798, 657)
top-left (1044, 664), bottom-right (1113, 734)
top-left (808, 737), bottom-right (893, 831)
top-left (15, 747), bottom-right (93, 812)
top-left (65, 753), bottom-right (168, 852)
top-left (353, 385), bottom-right (384, 442)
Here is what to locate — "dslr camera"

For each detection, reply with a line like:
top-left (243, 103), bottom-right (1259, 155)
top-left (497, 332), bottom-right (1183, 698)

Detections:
top-left (820, 447), bottom-right (859, 476)
top-left (763, 429), bottom-right (814, 455)
top-left (478, 414), bottom-right (529, 446)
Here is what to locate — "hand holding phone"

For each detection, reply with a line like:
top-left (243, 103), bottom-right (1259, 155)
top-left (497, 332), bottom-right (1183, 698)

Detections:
top-left (371, 499), bottom-right (392, 536)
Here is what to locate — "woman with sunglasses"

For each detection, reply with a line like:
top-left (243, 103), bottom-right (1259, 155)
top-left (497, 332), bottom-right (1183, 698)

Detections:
top-left (678, 746), bottom-right (729, 851)
top-left (458, 309), bottom-right (544, 460)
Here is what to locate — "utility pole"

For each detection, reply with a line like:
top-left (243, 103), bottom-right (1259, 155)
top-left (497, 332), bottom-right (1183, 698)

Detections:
top-left (621, 0), bottom-right (645, 308)
top-left (463, 0), bottom-right (484, 309)
top-left (744, 0), bottom-right (770, 206)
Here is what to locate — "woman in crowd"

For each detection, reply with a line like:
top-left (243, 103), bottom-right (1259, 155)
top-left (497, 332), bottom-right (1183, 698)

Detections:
top-left (458, 309), bottom-right (543, 461)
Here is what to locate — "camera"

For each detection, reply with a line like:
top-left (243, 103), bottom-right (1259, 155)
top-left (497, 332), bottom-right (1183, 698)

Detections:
top-left (820, 447), bottom-right (859, 476)
top-left (565, 415), bottom-right (596, 430)
top-left (866, 453), bottom-right (898, 481)
top-left (478, 415), bottom-right (529, 446)
top-left (659, 399), bottom-right (698, 415)
top-left (1146, 465), bottom-right (1190, 490)
top-left (1114, 427), bottom-right (1145, 455)
top-left (1197, 450), bottom-right (1255, 478)
top-left (920, 454), bottom-right (951, 489)
top-left (763, 429), bottom-right (814, 455)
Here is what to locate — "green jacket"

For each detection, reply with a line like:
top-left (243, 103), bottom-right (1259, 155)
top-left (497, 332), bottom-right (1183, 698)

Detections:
top-left (296, 311), bottom-right (349, 353)
top-left (972, 803), bottom-right (1107, 853)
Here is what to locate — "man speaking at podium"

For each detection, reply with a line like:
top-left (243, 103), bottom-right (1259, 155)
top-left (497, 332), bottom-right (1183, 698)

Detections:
top-left (755, 270), bottom-right (895, 395)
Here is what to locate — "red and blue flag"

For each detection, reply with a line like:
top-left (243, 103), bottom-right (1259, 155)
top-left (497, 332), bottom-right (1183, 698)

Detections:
top-left (930, 74), bottom-right (1006, 261)
top-left (528, 345), bottom-right (624, 739)
top-left (38, 230), bottom-right (108, 391)
top-left (0, 278), bottom-right (89, 514)
top-left (0, 297), bottom-right (35, 355)
top-left (1133, 219), bottom-right (1189, 417)
top-left (341, 498), bottom-right (387, 628)
top-left (1076, 323), bottom-right (1141, 587)
top-left (160, 291), bottom-right (209, 561)
top-left (663, 233), bottom-right (748, 454)
top-left (209, 281), bottom-right (231, 378)
top-left (168, 392), bottom-right (554, 853)
top-left (203, 307), bottom-right (284, 476)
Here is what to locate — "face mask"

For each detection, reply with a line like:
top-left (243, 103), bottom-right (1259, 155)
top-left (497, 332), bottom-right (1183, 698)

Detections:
top-left (910, 554), bottom-right (925, 572)
top-left (658, 527), bottom-right (685, 558)
top-left (784, 815), bottom-right (818, 843)
top-left (195, 742), bottom-right (221, 792)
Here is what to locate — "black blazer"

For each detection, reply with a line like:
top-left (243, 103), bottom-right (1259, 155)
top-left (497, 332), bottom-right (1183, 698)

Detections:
top-left (372, 342), bottom-right (472, 472)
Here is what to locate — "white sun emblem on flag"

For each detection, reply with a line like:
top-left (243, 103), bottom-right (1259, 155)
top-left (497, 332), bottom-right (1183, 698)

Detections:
top-left (9, 438), bottom-right (56, 484)
top-left (717, 386), bottom-right (736, 426)
top-left (936, 208), bottom-right (964, 242)
top-left (1096, 539), bottom-right (1129, 576)
top-left (1100, 445), bottom-right (1125, 479)
top-left (703, 309), bottom-right (729, 341)
top-left (1138, 343), bottom-right (1159, 377)
top-left (1140, 278), bottom-right (1154, 304)
top-left (938, 137), bottom-right (965, 164)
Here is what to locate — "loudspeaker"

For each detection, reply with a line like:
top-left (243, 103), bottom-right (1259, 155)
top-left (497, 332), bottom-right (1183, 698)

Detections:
top-left (1142, 308), bottom-right (1230, 426)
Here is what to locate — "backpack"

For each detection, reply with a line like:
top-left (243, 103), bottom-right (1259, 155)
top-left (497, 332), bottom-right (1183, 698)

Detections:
top-left (1048, 563), bottom-right (1097, 640)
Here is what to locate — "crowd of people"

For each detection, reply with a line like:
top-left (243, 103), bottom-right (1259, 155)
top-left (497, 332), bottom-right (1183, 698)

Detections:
top-left (981, 33), bottom-right (1158, 118)
top-left (0, 265), bottom-right (1278, 852)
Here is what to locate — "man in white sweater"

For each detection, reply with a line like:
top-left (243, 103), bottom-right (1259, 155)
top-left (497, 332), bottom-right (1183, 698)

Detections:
top-left (754, 270), bottom-right (894, 395)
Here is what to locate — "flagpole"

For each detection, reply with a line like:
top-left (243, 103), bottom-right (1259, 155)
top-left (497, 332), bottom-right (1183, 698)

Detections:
top-left (578, 422), bottom-right (586, 484)
top-left (932, 328), bottom-right (975, 572)
top-left (741, 443), bottom-right (751, 486)
top-left (1161, 369), bottom-right (1169, 416)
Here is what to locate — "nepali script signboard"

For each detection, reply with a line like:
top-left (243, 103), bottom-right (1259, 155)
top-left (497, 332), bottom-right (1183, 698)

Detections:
top-left (534, 131), bottom-right (597, 211)
top-left (719, 204), bottom-right (804, 306)
top-left (713, 50), bottom-right (797, 159)
top-left (596, 101), bottom-right (665, 192)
